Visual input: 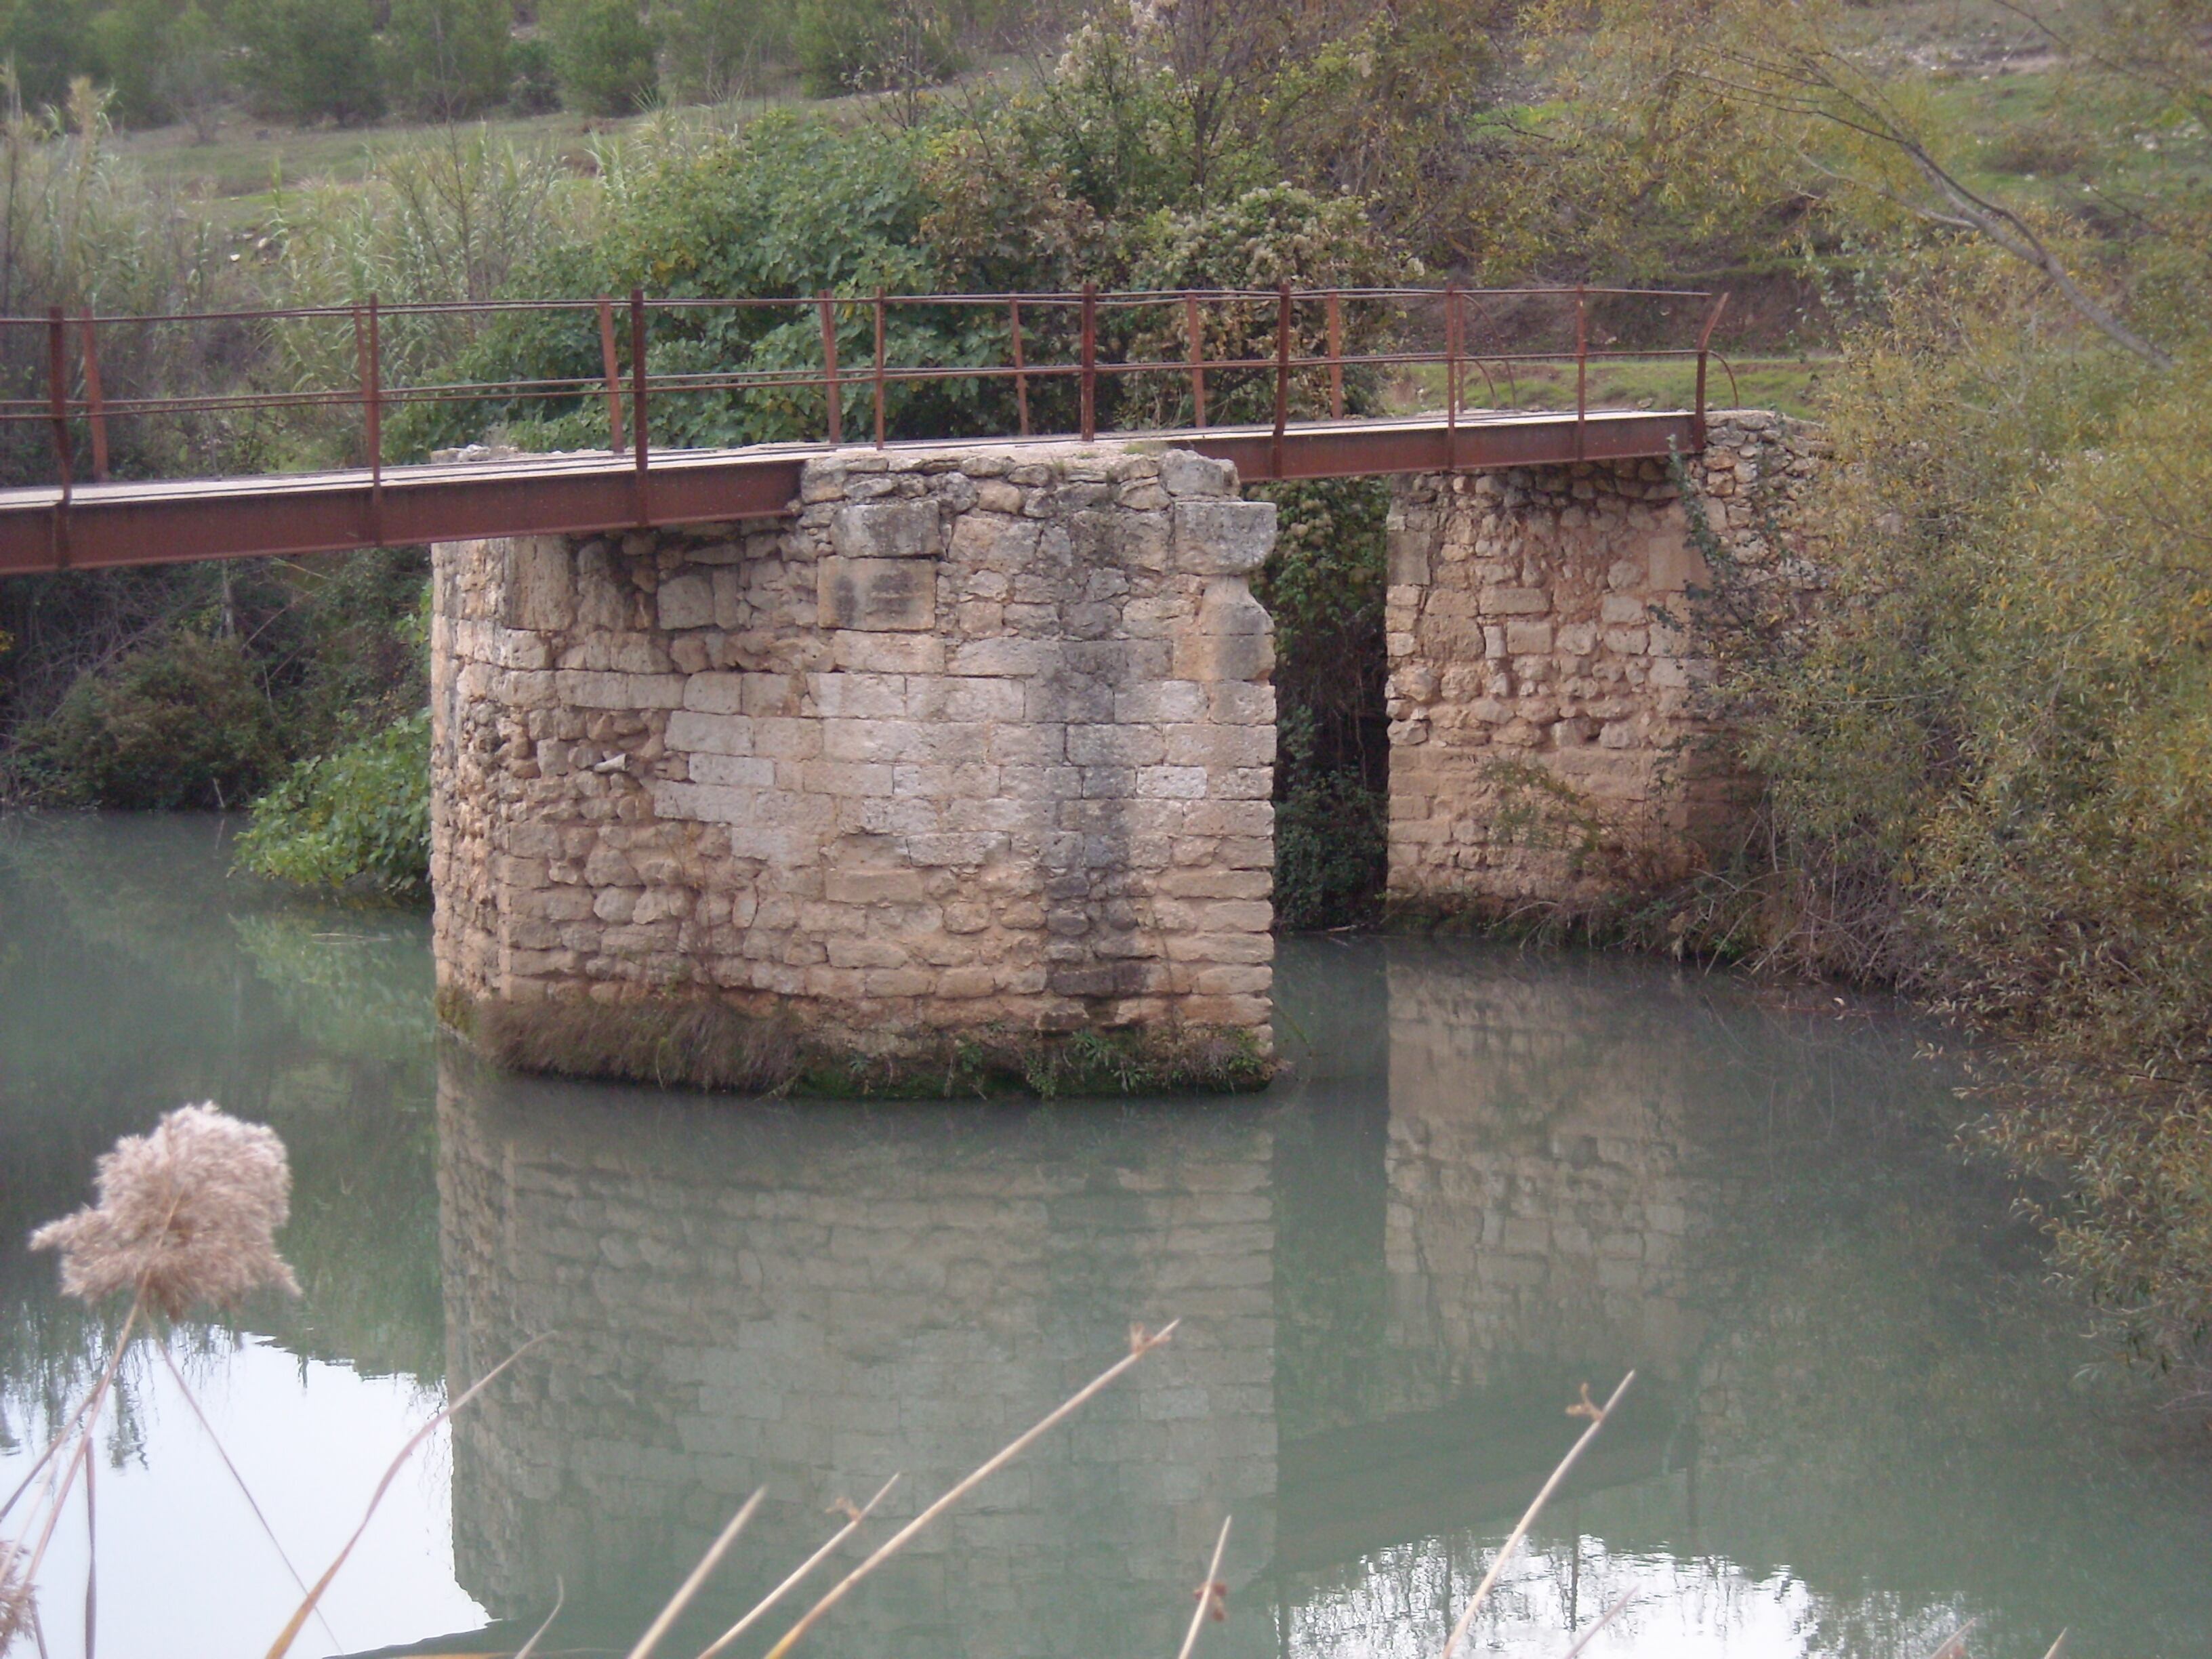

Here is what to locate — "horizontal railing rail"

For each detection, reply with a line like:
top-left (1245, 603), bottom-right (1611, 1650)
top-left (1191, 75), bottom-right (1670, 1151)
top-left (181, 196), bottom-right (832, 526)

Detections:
top-left (0, 283), bottom-right (1732, 497)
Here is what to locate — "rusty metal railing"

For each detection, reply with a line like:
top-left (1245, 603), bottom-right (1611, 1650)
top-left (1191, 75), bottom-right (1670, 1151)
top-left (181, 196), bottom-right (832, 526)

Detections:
top-left (0, 283), bottom-right (1734, 525)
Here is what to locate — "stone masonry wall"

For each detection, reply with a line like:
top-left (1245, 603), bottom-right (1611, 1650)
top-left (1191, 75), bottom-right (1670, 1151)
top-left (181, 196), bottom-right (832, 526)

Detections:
top-left (1385, 413), bottom-right (1820, 912)
top-left (431, 443), bottom-right (1277, 1065)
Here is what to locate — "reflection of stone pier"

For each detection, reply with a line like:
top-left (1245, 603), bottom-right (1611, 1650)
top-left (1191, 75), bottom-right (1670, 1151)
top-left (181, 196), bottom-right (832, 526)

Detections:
top-left (1376, 950), bottom-right (1707, 1419)
top-left (438, 1061), bottom-right (1279, 1659)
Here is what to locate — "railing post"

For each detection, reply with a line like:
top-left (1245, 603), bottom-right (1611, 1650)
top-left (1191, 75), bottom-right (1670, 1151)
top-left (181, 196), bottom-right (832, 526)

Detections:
top-left (630, 288), bottom-right (649, 524)
top-left (1324, 290), bottom-right (1345, 420)
top-left (1443, 282), bottom-right (1460, 472)
top-left (366, 295), bottom-right (384, 542)
top-left (79, 310), bottom-right (108, 482)
top-left (872, 287), bottom-right (887, 449)
top-left (45, 305), bottom-right (72, 568)
top-left (1271, 282), bottom-right (1292, 479)
top-left (1184, 291), bottom-right (1207, 428)
top-left (598, 298), bottom-right (626, 454)
top-left (1009, 298), bottom-right (1030, 437)
top-left (818, 291), bottom-right (842, 446)
top-left (1079, 282), bottom-right (1097, 443)
top-left (1694, 291), bottom-right (1730, 451)
top-left (1574, 283), bottom-right (1589, 464)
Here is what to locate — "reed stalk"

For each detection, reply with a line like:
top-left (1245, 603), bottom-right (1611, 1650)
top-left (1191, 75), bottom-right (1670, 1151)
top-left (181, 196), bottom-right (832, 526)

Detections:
top-left (694, 1475), bottom-right (901, 1659)
top-left (1437, 1371), bottom-right (1635, 1659)
top-left (624, 1490), bottom-right (764, 1659)
top-left (1172, 1515), bottom-right (1233, 1659)
top-left (759, 1322), bottom-right (1179, 1659)
top-left (264, 1333), bottom-right (552, 1659)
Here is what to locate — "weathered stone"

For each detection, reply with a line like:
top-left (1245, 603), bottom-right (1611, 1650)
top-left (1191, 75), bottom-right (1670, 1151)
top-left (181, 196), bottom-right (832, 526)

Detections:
top-left (1382, 414), bottom-right (1817, 916)
top-left (1172, 499), bottom-right (1276, 575)
top-left (817, 558), bottom-right (937, 632)
top-left (431, 441), bottom-right (1278, 1077)
top-left (830, 499), bottom-right (943, 560)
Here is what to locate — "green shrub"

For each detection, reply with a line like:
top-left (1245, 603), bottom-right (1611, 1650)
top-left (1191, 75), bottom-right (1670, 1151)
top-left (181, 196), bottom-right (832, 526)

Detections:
top-left (20, 632), bottom-right (280, 808)
top-left (659, 0), bottom-right (785, 103)
top-left (234, 710), bottom-right (431, 895)
top-left (384, 0), bottom-right (511, 121)
top-left (228, 0), bottom-right (384, 123)
top-left (1273, 769), bottom-right (1387, 931)
top-left (792, 0), bottom-right (960, 99)
top-left (504, 35), bottom-right (562, 113)
top-left (542, 0), bottom-right (658, 115)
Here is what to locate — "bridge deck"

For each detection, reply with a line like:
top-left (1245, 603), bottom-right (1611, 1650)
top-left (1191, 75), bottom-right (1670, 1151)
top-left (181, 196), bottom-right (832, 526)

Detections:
top-left (0, 407), bottom-right (1698, 574)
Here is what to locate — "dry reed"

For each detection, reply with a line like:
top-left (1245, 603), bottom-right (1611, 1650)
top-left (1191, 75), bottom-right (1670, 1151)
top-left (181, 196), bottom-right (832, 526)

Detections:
top-left (694, 1476), bottom-right (901, 1659)
top-left (1437, 1370), bottom-right (1635, 1659)
top-left (264, 1333), bottom-right (553, 1659)
top-left (625, 1491), bottom-right (764, 1659)
top-left (1173, 1515), bottom-right (1233, 1659)
top-left (750, 1322), bottom-right (1178, 1659)
top-left (28, 1105), bottom-right (300, 1317)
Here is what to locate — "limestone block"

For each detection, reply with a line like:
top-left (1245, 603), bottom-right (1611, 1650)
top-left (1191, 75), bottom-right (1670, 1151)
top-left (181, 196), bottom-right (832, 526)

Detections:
top-left (657, 571), bottom-right (714, 631)
top-left (1172, 499), bottom-right (1276, 575)
top-left (818, 558), bottom-right (937, 632)
top-left (502, 537), bottom-right (573, 631)
top-left (554, 670), bottom-right (686, 710)
top-left (1387, 518), bottom-right (1433, 586)
top-left (1160, 451), bottom-right (1239, 498)
top-left (1481, 586), bottom-right (1550, 616)
top-left (831, 499), bottom-right (943, 560)
top-left (1197, 583), bottom-right (1271, 637)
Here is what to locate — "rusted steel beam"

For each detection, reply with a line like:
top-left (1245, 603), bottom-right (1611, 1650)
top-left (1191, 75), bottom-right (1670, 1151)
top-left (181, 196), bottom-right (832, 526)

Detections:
top-left (0, 412), bottom-right (1697, 576)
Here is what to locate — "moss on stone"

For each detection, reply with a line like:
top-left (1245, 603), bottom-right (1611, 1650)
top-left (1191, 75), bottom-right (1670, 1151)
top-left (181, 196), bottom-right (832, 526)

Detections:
top-left (438, 989), bottom-right (1275, 1100)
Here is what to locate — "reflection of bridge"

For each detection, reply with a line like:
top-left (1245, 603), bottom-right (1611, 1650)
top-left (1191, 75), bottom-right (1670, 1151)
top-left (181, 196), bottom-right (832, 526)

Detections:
top-left (0, 284), bottom-right (1729, 571)
top-left (431, 937), bottom-right (1722, 1656)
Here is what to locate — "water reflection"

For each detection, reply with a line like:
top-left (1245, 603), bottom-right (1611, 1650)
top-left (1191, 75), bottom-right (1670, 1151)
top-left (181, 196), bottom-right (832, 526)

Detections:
top-left (6, 817), bottom-right (2212, 1659)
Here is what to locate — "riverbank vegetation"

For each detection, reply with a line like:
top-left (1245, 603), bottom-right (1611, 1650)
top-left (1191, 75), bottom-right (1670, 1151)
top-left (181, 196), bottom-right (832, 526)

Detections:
top-left (0, 1), bottom-right (2207, 1384)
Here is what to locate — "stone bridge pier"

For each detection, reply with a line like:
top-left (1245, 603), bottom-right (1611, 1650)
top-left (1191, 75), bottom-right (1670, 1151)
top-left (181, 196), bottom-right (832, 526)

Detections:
top-left (430, 443), bottom-right (1279, 1087)
top-left (1382, 413), bottom-right (1818, 916)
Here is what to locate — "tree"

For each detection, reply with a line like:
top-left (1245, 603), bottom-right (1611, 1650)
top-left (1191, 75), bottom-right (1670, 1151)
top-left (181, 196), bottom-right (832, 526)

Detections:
top-left (89, 0), bottom-right (176, 127)
top-left (386, 0), bottom-right (512, 121)
top-left (659, 0), bottom-right (785, 104)
top-left (229, 0), bottom-right (385, 123)
top-left (0, 0), bottom-right (97, 110)
top-left (161, 3), bottom-right (229, 142)
top-left (541, 0), bottom-right (657, 115)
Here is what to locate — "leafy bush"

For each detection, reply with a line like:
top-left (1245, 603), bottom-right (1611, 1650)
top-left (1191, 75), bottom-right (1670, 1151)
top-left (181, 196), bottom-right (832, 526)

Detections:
top-left (543, 0), bottom-right (659, 115)
top-left (1253, 478), bottom-right (1390, 928)
top-left (234, 710), bottom-right (431, 895)
top-left (505, 35), bottom-right (562, 114)
top-left (384, 0), bottom-right (511, 121)
top-left (1273, 769), bottom-right (1387, 931)
top-left (228, 0), bottom-right (385, 123)
top-left (20, 632), bottom-right (280, 808)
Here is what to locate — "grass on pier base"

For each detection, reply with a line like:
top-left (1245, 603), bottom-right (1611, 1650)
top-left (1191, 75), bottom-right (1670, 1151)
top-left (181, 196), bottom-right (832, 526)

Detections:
top-left (437, 987), bottom-right (1276, 1101)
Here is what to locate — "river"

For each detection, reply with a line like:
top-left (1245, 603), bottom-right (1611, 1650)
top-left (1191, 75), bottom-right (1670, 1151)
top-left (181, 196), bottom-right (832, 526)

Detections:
top-left (3, 814), bottom-right (2208, 1659)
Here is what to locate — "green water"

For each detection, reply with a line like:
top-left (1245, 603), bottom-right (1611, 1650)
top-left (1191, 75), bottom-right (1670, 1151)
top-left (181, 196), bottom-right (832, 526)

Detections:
top-left (3, 813), bottom-right (2208, 1659)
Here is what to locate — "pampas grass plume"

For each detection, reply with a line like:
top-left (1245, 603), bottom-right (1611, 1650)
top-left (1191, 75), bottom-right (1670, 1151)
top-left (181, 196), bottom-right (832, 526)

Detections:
top-left (28, 1104), bottom-right (301, 1317)
top-left (0, 1539), bottom-right (30, 1655)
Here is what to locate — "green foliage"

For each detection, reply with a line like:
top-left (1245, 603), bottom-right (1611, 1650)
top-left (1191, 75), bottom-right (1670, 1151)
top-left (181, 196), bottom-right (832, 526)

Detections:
top-left (542, 0), bottom-right (659, 115)
top-left (228, 0), bottom-right (385, 123)
top-left (505, 34), bottom-right (561, 114)
top-left (1254, 478), bottom-right (1390, 928)
top-left (20, 632), bottom-right (280, 808)
top-left (793, 0), bottom-right (962, 100)
top-left (0, 0), bottom-right (97, 110)
top-left (1273, 769), bottom-right (1387, 932)
top-left (384, 0), bottom-right (512, 121)
top-left (234, 709), bottom-right (431, 895)
top-left (659, 0), bottom-right (787, 103)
